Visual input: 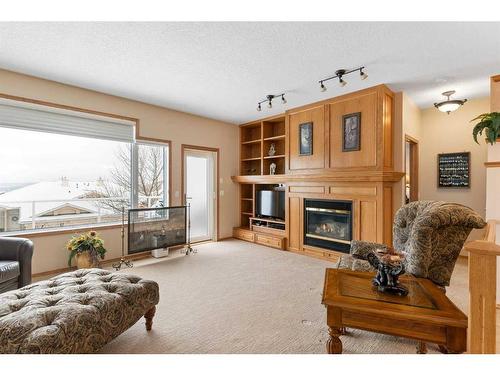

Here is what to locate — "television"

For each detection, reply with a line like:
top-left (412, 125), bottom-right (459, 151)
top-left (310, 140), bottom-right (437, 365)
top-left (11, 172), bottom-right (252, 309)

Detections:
top-left (256, 190), bottom-right (285, 220)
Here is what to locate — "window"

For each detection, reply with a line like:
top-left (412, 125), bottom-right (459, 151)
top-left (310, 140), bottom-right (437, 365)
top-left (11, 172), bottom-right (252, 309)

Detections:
top-left (0, 99), bottom-right (169, 234)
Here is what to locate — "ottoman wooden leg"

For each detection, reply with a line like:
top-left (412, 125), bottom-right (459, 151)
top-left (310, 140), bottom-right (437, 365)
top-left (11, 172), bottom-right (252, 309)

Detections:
top-left (145, 306), bottom-right (156, 331)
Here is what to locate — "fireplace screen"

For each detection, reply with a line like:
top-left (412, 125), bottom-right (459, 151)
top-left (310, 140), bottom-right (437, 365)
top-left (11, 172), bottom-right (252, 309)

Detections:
top-left (304, 199), bottom-right (352, 253)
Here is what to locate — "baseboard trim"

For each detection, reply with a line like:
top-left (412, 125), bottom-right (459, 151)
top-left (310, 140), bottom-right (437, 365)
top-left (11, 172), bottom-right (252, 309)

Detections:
top-left (33, 251), bottom-right (153, 279)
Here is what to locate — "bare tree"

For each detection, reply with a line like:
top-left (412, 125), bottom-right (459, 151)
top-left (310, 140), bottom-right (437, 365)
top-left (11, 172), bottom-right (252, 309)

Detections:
top-left (84, 144), bottom-right (164, 212)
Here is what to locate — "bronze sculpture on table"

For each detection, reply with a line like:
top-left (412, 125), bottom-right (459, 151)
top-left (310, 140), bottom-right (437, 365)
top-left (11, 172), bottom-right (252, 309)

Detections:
top-left (367, 248), bottom-right (408, 296)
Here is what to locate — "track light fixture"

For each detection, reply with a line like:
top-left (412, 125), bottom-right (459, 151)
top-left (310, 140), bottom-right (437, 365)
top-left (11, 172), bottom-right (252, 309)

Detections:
top-left (256, 93), bottom-right (286, 112)
top-left (319, 66), bottom-right (367, 92)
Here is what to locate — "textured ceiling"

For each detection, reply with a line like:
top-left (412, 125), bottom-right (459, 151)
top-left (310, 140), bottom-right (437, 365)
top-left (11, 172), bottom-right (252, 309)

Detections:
top-left (0, 22), bottom-right (499, 124)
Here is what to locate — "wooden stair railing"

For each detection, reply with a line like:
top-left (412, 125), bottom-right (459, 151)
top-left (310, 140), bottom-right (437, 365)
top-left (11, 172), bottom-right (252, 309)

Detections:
top-left (464, 220), bottom-right (500, 354)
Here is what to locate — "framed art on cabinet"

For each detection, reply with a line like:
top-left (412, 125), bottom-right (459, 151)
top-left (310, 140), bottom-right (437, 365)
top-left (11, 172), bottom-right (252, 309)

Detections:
top-left (342, 112), bottom-right (361, 152)
top-left (299, 122), bottom-right (313, 156)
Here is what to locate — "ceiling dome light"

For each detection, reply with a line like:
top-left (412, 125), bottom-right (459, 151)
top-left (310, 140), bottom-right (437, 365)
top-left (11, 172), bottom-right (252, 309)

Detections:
top-left (434, 90), bottom-right (467, 114)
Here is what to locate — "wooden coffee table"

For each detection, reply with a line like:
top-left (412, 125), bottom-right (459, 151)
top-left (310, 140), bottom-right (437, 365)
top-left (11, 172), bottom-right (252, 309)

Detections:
top-left (321, 268), bottom-right (467, 354)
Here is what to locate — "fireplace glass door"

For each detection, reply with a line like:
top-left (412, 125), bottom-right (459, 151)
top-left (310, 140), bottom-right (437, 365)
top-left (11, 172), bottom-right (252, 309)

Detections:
top-left (304, 199), bottom-right (352, 253)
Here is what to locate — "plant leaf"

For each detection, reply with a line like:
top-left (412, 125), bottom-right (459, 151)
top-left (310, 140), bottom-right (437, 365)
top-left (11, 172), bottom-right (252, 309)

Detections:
top-left (473, 123), bottom-right (485, 144)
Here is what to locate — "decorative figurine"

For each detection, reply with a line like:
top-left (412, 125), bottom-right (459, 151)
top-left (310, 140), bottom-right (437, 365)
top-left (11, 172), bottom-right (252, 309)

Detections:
top-left (367, 248), bottom-right (408, 296)
top-left (268, 143), bottom-right (276, 156)
top-left (270, 162), bottom-right (277, 175)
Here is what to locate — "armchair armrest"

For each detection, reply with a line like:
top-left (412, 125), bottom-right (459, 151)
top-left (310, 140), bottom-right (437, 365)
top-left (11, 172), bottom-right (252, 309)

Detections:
top-left (0, 237), bottom-right (34, 287)
top-left (350, 240), bottom-right (389, 260)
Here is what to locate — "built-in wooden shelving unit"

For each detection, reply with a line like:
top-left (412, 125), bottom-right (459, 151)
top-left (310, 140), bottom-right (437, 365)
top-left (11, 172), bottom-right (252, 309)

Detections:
top-left (239, 114), bottom-right (286, 177)
top-left (235, 84), bottom-right (401, 260)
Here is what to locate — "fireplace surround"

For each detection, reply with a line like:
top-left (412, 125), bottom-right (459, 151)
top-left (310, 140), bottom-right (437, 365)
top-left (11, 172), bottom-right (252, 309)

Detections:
top-left (303, 199), bottom-right (353, 253)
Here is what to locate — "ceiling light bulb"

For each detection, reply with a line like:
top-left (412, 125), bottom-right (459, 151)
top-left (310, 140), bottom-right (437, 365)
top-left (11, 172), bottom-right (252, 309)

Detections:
top-left (257, 104), bottom-right (261, 112)
top-left (320, 82), bottom-right (327, 92)
top-left (339, 77), bottom-right (347, 87)
top-left (360, 70), bottom-right (368, 80)
top-left (267, 100), bottom-right (272, 109)
top-left (281, 95), bottom-right (287, 104)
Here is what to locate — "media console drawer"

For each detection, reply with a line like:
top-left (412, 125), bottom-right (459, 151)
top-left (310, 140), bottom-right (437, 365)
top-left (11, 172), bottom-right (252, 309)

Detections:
top-left (233, 227), bottom-right (286, 250)
top-left (255, 233), bottom-right (285, 250)
top-left (233, 228), bottom-right (254, 242)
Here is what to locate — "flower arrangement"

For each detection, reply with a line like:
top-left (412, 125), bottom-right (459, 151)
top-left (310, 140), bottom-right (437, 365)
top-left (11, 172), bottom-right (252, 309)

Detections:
top-left (67, 230), bottom-right (107, 267)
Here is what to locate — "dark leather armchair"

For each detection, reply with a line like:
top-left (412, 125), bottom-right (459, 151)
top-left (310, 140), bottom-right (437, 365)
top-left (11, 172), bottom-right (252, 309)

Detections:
top-left (0, 237), bottom-right (34, 293)
top-left (337, 201), bottom-right (486, 287)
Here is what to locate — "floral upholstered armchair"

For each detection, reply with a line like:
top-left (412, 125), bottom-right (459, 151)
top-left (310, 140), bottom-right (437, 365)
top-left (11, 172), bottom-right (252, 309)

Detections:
top-left (336, 201), bottom-right (486, 287)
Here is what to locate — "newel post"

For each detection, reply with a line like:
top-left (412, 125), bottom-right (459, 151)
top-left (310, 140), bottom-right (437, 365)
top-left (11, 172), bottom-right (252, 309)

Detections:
top-left (464, 220), bottom-right (500, 354)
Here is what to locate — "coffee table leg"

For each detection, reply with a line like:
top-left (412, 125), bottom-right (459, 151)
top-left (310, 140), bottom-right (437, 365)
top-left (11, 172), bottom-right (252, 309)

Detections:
top-left (327, 326), bottom-right (343, 354)
top-left (438, 345), bottom-right (452, 354)
top-left (416, 341), bottom-right (427, 354)
top-left (145, 306), bottom-right (156, 331)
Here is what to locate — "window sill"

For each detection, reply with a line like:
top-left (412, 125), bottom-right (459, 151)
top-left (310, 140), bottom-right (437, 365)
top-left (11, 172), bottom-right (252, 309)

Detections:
top-left (0, 222), bottom-right (124, 238)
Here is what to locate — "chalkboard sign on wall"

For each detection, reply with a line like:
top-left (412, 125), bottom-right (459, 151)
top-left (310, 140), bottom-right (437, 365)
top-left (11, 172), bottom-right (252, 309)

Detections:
top-left (438, 152), bottom-right (470, 188)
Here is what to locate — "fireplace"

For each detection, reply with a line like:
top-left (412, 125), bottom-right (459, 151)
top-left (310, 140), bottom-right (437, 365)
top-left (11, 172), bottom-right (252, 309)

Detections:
top-left (304, 199), bottom-right (353, 253)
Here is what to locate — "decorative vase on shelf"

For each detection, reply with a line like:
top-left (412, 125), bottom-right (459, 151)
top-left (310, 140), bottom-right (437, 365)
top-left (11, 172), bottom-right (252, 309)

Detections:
top-left (268, 143), bottom-right (276, 156)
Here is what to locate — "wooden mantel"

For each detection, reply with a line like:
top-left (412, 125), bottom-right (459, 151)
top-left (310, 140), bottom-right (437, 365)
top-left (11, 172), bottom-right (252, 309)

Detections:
top-left (232, 171), bottom-right (404, 184)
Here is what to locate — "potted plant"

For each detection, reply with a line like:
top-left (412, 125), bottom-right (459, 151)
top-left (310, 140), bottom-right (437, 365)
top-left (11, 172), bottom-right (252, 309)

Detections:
top-left (67, 230), bottom-right (107, 269)
top-left (472, 112), bottom-right (500, 145)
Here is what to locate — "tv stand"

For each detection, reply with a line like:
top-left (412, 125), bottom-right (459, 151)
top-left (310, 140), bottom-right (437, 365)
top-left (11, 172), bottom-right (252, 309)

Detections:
top-left (250, 217), bottom-right (285, 235)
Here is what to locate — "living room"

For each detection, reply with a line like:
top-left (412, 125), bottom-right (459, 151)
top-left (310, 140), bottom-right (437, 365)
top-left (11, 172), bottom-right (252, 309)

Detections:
top-left (2, 2), bottom-right (500, 373)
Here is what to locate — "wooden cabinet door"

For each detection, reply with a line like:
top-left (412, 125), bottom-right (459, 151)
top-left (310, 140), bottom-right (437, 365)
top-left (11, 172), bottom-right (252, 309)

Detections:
top-left (329, 91), bottom-right (378, 169)
top-left (359, 199), bottom-right (377, 242)
top-left (288, 105), bottom-right (326, 171)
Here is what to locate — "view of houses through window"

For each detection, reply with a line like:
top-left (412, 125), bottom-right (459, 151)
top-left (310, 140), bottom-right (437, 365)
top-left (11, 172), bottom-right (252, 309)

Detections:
top-left (0, 126), bottom-right (169, 234)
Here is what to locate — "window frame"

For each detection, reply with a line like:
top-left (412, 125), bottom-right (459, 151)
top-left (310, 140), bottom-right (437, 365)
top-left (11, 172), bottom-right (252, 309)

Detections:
top-left (0, 93), bottom-right (172, 236)
top-left (132, 140), bottom-right (171, 209)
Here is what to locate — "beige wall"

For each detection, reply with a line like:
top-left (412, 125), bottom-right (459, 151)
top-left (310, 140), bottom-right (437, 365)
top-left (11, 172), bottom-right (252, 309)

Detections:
top-left (420, 97), bottom-right (489, 215)
top-left (0, 69), bottom-right (240, 274)
top-left (420, 96), bottom-right (489, 240)
top-left (394, 93), bottom-right (488, 243)
top-left (393, 92), bottom-right (422, 214)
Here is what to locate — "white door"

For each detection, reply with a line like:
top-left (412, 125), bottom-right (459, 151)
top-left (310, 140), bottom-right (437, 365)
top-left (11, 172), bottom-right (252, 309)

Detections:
top-left (183, 148), bottom-right (217, 242)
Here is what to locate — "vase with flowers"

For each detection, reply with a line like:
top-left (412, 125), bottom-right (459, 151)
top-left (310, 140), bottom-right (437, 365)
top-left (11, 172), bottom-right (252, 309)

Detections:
top-left (67, 230), bottom-right (107, 269)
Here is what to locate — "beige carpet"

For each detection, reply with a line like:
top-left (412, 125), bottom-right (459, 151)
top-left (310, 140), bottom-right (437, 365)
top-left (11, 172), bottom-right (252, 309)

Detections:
top-left (100, 239), bottom-right (469, 354)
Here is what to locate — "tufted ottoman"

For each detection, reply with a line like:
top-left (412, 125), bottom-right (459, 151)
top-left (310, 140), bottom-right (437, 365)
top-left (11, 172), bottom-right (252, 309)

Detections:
top-left (0, 268), bottom-right (159, 353)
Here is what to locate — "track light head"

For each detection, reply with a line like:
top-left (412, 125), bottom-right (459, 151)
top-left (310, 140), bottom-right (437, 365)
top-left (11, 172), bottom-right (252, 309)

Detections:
top-left (281, 94), bottom-right (287, 104)
top-left (339, 77), bottom-right (347, 87)
top-left (257, 103), bottom-right (262, 112)
top-left (360, 69), bottom-right (368, 80)
top-left (320, 81), bottom-right (327, 92)
top-left (267, 100), bottom-right (272, 109)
